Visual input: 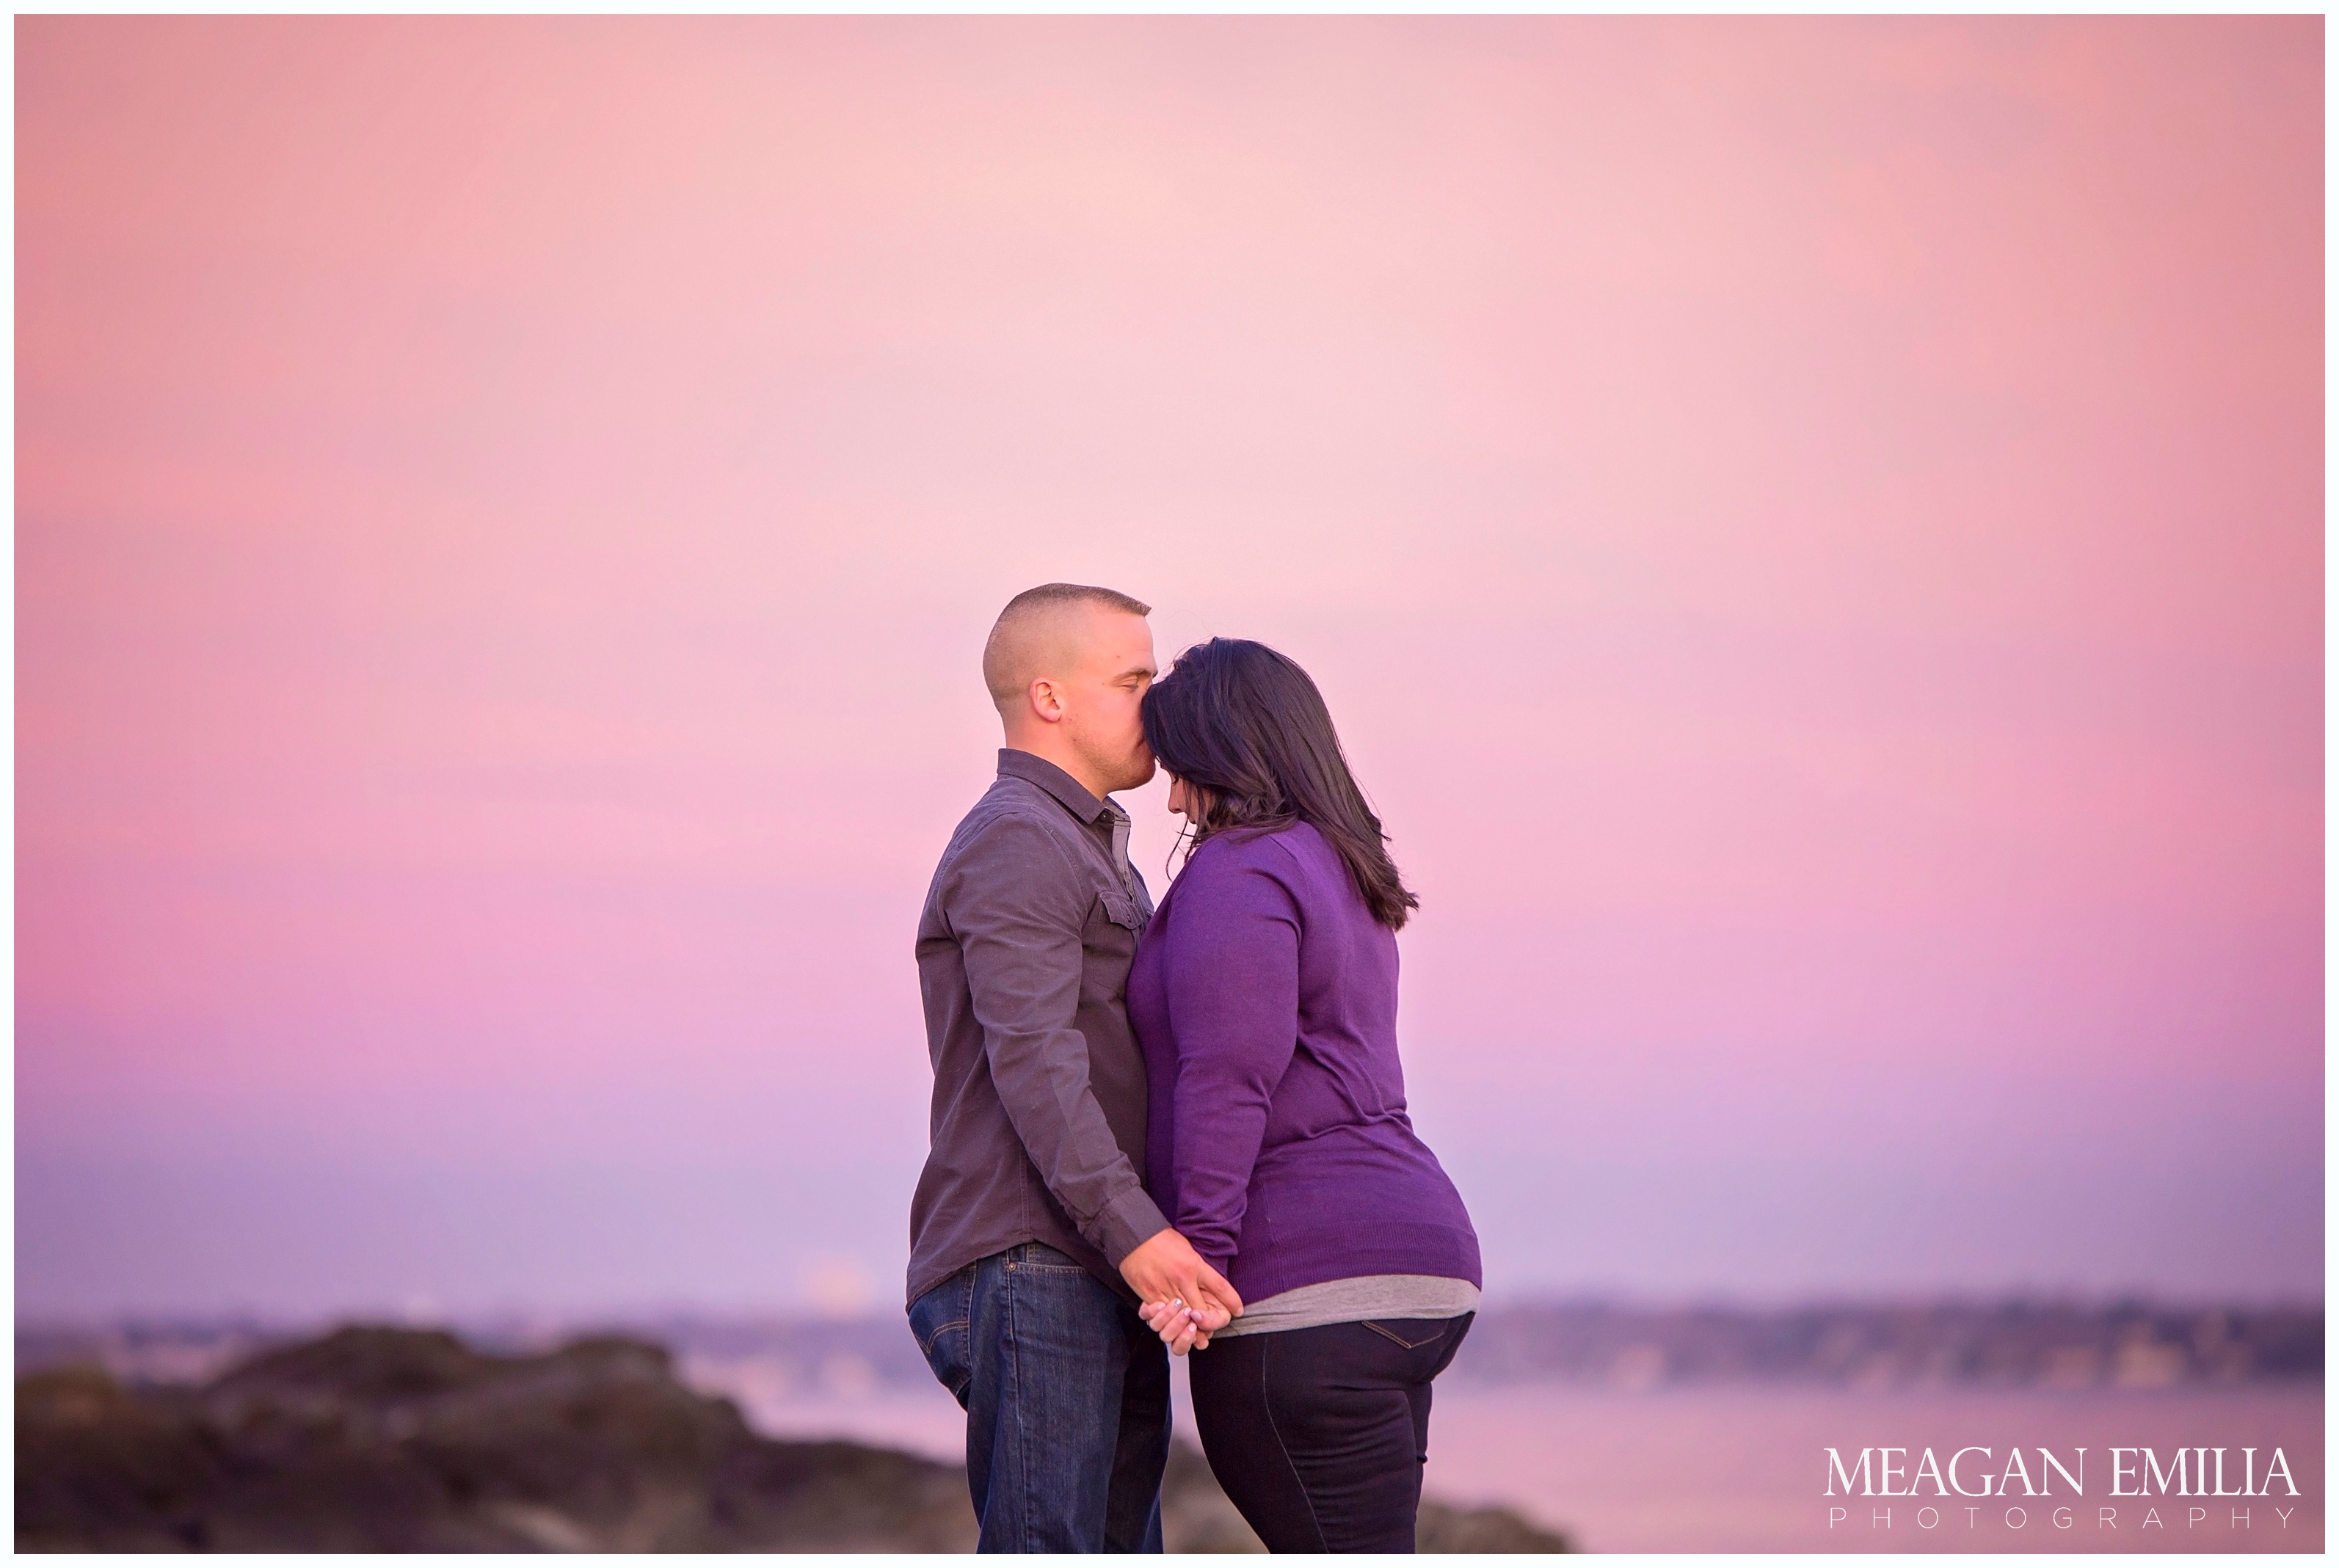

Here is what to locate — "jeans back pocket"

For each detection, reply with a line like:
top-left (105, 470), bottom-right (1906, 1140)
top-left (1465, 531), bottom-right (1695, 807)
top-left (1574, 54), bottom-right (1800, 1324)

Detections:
top-left (1358, 1318), bottom-right (1447, 1350)
top-left (909, 1269), bottom-right (976, 1410)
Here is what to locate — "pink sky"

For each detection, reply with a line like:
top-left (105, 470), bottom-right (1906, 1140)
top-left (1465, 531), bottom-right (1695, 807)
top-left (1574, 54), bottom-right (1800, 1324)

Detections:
top-left (17, 17), bottom-right (2321, 1317)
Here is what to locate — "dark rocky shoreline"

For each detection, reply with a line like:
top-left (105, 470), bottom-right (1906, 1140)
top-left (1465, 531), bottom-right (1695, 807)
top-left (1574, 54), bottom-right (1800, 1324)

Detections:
top-left (18, 1324), bottom-right (1569, 1553)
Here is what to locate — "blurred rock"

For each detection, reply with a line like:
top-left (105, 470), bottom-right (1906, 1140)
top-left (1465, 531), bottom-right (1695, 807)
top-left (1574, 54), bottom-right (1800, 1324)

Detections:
top-left (1161, 1439), bottom-right (1265, 1551)
top-left (18, 1324), bottom-right (1569, 1553)
top-left (1419, 1500), bottom-right (1574, 1553)
top-left (18, 1327), bottom-right (972, 1551)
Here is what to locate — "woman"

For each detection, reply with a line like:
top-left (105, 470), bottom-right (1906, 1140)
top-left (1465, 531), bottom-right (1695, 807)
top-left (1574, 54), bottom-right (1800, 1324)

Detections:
top-left (1126, 636), bottom-right (1482, 1554)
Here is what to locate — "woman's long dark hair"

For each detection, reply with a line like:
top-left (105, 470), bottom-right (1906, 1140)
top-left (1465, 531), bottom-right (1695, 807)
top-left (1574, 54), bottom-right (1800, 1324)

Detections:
top-left (1141, 638), bottom-right (1419, 930)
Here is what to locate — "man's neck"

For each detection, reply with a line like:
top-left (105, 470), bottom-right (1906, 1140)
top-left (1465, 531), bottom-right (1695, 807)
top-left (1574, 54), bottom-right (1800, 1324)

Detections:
top-left (1002, 739), bottom-right (1111, 806)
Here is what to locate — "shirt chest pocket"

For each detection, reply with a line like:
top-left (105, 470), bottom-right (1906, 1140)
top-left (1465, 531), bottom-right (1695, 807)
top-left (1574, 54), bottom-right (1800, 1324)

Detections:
top-left (1088, 889), bottom-right (1145, 1000)
top-left (1095, 889), bottom-right (1143, 933)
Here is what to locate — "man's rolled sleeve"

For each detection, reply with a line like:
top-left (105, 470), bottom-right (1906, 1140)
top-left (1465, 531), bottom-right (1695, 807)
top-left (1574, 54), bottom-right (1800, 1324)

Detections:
top-left (947, 814), bottom-right (1169, 1268)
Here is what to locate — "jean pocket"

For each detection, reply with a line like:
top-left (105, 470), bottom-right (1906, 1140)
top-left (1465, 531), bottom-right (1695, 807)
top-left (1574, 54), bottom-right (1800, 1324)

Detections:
top-left (1427, 1311), bottom-right (1473, 1378)
top-left (1359, 1317), bottom-right (1457, 1352)
top-left (909, 1274), bottom-right (975, 1408)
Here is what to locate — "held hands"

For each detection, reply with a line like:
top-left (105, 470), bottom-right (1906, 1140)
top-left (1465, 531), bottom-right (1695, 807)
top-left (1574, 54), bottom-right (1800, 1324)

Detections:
top-left (1118, 1228), bottom-right (1243, 1357)
top-left (1138, 1296), bottom-right (1223, 1356)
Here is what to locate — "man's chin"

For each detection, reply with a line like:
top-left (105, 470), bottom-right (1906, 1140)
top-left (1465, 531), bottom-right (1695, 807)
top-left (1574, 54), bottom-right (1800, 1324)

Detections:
top-left (1086, 744), bottom-right (1154, 795)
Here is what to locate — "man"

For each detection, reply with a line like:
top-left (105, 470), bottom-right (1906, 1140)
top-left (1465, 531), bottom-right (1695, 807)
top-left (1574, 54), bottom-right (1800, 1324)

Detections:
top-left (907, 583), bottom-right (1241, 1553)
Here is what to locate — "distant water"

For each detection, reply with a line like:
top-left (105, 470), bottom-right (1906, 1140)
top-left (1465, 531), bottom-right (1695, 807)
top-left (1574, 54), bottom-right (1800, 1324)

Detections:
top-left (1416, 1382), bottom-right (2321, 1553)
top-left (683, 1359), bottom-right (2321, 1555)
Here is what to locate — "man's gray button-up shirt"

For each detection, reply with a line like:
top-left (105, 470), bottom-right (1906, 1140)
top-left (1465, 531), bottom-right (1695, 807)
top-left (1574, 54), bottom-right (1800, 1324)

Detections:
top-left (907, 748), bottom-right (1171, 1308)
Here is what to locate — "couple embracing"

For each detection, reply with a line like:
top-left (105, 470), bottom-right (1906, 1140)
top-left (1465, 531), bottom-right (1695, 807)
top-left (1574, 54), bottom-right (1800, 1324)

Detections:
top-left (906, 583), bottom-right (1481, 1553)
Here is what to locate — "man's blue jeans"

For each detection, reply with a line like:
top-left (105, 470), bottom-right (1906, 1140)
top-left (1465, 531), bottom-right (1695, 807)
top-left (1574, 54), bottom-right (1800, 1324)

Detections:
top-left (909, 1241), bottom-right (1171, 1553)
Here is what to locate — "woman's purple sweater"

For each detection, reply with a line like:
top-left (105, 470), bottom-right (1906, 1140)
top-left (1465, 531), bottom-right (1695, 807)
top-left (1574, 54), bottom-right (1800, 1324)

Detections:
top-left (1127, 819), bottom-right (1481, 1306)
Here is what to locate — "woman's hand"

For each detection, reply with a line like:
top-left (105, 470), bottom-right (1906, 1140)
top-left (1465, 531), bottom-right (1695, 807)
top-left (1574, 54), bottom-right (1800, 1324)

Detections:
top-left (1118, 1229), bottom-right (1243, 1331)
top-left (1138, 1297), bottom-right (1223, 1356)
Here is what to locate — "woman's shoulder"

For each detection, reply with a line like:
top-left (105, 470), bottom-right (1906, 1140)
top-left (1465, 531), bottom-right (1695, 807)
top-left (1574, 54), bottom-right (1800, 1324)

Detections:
top-left (1185, 819), bottom-right (1316, 871)
top-left (1180, 820), bottom-right (1345, 898)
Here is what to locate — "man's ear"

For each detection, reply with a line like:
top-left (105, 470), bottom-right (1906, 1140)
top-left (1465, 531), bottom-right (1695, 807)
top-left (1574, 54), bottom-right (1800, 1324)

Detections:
top-left (1027, 677), bottom-right (1066, 724)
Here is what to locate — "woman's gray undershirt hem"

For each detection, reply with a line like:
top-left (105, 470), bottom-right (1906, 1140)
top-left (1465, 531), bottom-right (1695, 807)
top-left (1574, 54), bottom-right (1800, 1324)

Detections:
top-left (1207, 1274), bottom-right (1480, 1338)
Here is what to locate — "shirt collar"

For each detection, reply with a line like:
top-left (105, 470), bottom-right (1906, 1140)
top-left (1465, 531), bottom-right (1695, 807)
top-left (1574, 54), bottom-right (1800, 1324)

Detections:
top-left (997, 747), bottom-right (1117, 825)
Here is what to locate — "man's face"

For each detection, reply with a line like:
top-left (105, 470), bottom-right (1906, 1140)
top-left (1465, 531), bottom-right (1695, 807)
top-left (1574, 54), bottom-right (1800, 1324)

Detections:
top-left (1059, 608), bottom-right (1158, 795)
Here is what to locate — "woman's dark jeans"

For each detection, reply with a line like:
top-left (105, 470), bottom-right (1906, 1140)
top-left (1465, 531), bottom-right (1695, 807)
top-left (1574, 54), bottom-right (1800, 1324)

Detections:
top-left (908, 1241), bottom-right (1171, 1553)
top-left (1187, 1313), bottom-right (1474, 1553)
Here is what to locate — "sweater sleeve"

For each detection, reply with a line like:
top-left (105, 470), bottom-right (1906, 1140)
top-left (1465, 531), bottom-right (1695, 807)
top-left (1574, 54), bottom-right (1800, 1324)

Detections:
top-left (1160, 843), bottom-right (1302, 1274)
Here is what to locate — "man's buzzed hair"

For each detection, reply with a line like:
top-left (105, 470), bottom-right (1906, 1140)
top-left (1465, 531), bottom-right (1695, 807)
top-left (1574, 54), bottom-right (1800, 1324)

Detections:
top-left (983, 583), bottom-right (1152, 708)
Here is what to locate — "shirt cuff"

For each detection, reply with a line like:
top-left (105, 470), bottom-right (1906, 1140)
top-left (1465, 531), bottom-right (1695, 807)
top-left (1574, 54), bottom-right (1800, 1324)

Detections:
top-left (1094, 1184), bottom-right (1173, 1269)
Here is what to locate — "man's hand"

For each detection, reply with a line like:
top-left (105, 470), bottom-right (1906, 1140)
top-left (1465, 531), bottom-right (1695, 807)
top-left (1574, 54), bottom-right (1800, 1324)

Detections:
top-left (1119, 1228), bottom-right (1242, 1354)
